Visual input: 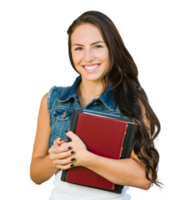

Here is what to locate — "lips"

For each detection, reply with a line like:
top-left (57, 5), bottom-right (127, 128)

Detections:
top-left (82, 63), bottom-right (101, 67)
top-left (83, 64), bottom-right (101, 73)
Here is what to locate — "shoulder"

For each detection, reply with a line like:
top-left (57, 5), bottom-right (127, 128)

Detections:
top-left (47, 83), bottom-right (70, 97)
top-left (47, 83), bottom-right (58, 97)
top-left (47, 86), bottom-right (61, 100)
top-left (38, 93), bottom-right (50, 118)
top-left (41, 93), bottom-right (49, 107)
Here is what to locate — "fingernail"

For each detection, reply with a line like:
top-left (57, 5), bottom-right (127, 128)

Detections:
top-left (68, 146), bottom-right (72, 150)
top-left (71, 150), bottom-right (75, 154)
top-left (70, 164), bottom-right (74, 167)
top-left (71, 158), bottom-right (75, 161)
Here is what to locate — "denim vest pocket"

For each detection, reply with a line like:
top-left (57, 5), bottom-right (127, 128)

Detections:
top-left (49, 108), bottom-right (73, 145)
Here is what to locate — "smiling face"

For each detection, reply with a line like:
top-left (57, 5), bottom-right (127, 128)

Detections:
top-left (71, 23), bottom-right (110, 84)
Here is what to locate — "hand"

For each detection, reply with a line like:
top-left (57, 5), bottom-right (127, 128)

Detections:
top-left (48, 131), bottom-right (88, 170)
top-left (48, 137), bottom-right (67, 169)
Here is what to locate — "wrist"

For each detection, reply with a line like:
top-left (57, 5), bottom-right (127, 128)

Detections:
top-left (81, 150), bottom-right (94, 168)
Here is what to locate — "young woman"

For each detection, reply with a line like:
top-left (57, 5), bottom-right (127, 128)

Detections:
top-left (30, 11), bottom-right (162, 200)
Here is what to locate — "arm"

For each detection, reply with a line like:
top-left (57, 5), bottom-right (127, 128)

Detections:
top-left (30, 154), bottom-right (58, 185)
top-left (30, 93), bottom-right (59, 184)
top-left (81, 100), bottom-right (152, 190)
top-left (82, 151), bottom-right (151, 190)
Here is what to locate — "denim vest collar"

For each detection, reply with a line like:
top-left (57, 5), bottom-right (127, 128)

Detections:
top-left (58, 75), bottom-right (116, 111)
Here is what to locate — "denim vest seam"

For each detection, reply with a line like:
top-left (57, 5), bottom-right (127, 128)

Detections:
top-left (48, 87), bottom-right (70, 147)
top-left (47, 86), bottom-right (57, 117)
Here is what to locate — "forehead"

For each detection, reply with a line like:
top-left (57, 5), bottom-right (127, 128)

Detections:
top-left (71, 23), bottom-right (104, 45)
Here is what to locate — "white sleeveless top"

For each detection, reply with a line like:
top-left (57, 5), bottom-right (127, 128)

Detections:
top-left (48, 170), bottom-right (131, 200)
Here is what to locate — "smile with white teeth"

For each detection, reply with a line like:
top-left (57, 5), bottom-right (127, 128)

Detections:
top-left (84, 64), bottom-right (100, 70)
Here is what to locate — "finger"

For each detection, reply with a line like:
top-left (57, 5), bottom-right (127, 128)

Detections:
top-left (48, 145), bottom-right (56, 154)
top-left (52, 146), bottom-right (71, 159)
top-left (53, 138), bottom-right (65, 146)
top-left (53, 156), bottom-right (76, 166)
top-left (55, 163), bottom-right (75, 170)
top-left (51, 148), bottom-right (76, 168)
top-left (58, 138), bottom-right (67, 144)
top-left (48, 145), bottom-right (58, 154)
top-left (53, 137), bottom-right (64, 145)
top-left (58, 137), bottom-right (63, 142)
top-left (48, 145), bottom-right (64, 159)
top-left (50, 147), bottom-right (75, 160)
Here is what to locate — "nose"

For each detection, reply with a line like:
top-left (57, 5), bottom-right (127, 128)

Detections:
top-left (83, 48), bottom-right (94, 62)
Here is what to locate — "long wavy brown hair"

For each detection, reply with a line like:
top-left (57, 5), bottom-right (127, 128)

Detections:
top-left (67, 10), bottom-right (162, 188)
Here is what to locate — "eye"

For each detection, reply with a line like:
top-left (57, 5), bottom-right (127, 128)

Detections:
top-left (75, 47), bottom-right (81, 51)
top-left (95, 45), bottom-right (102, 47)
top-left (75, 45), bottom-right (102, 51)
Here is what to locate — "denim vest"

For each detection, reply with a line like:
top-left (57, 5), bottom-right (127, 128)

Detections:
top-left (47, 75), bottom-right (128, 149)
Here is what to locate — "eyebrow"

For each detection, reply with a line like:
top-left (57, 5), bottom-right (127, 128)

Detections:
top-left (72, 41), bottom-right (104, 46)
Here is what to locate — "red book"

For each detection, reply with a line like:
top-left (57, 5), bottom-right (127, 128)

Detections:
top-left (61, 108), bottom-right (136, 194)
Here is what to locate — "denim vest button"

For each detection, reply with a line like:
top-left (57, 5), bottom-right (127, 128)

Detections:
top-left (61, 111), bottom-right (67, 118)
top-left (93, 102), bottom-right (97, 105)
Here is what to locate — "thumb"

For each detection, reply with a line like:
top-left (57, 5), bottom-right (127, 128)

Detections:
top-left (65, 131), bottom-right (76, 140)
top-left (66, 131), bottom-right (70, 136)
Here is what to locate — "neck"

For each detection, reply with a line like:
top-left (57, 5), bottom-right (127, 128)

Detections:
top-left (77, 81), bottom-right (106, 101)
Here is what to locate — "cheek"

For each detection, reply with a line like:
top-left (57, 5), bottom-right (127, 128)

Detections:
top-left (96, 50), bottom-right (109, 62)
top-left (73, 53), bottom-right (83, 65)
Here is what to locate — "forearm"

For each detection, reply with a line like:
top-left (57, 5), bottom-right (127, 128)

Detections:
top-left (84, 151), bottom-right (151, 190)
top-left (30, 153), bottom-right (59, 184)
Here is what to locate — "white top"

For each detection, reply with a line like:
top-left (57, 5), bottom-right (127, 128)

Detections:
top-left (49, 170), bottom-right (131, 200)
